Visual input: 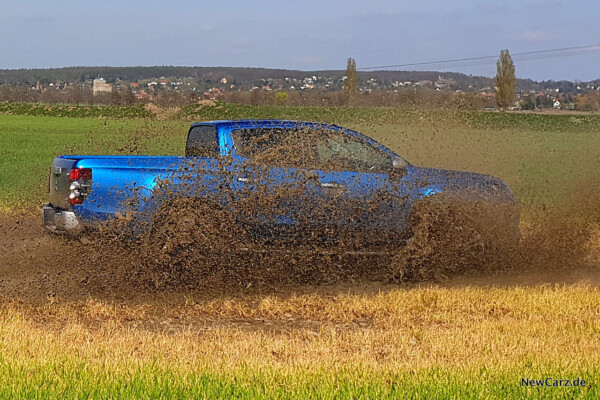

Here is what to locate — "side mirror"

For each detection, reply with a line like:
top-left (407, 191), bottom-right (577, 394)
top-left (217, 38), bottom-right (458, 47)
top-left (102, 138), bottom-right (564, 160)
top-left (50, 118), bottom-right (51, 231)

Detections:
top-left (389, 156), bottom-right (408, 180)
top-left (392, 156), bottom-right (408, 169)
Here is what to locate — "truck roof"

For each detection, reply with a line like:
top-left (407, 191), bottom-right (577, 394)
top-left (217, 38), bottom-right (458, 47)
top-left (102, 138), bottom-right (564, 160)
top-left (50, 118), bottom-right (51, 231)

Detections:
top-left (188, 119), bottom-right (396, 158)
top-left (190, 119), bottom-right (343, 131)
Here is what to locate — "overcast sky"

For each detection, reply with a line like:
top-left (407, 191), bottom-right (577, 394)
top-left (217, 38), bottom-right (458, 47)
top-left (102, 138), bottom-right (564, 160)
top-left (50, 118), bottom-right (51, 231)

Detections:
top-left (1, 0), bottom-right (599, 81)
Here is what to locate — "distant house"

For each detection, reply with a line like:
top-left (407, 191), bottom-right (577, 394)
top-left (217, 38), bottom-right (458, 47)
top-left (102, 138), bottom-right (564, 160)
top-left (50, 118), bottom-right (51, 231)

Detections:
top-left (135, 89), bottom-right (148, 99)
top-left (553, 100), bottom-right (561, 109)
top-left (204, 88), bottom-right (224, 100)
top-left (220, 77), bottom-right (228, 84)
top-left (206, 87), bottom-right (224, 99)
top-left (93, 78), bottom-right (112, 95)
top-left (435, 75), bottom-right (456, 89)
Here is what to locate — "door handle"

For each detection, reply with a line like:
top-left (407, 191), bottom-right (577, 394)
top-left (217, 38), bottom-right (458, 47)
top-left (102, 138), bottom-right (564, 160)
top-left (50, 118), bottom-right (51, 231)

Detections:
top-left (320, 182), bottom-right (344, 189)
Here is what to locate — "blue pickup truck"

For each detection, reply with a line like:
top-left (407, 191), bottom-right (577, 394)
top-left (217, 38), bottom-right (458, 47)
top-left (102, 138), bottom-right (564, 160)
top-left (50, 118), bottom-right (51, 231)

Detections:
top-left (42, 119), bottom-right (520, 254)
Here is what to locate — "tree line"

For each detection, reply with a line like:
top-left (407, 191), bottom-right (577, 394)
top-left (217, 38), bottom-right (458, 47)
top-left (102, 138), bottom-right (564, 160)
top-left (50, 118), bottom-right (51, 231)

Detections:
top-left (1, 65), bottom-right (592, 94)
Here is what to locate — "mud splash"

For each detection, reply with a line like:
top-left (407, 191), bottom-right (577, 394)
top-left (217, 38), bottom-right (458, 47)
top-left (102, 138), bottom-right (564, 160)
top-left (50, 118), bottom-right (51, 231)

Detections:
top-left (12, 185), bottom-right (596, 299)
top-left (1, 183), bottom-right (599, 305)
top-left (3, 125), bottom-right (599, 302)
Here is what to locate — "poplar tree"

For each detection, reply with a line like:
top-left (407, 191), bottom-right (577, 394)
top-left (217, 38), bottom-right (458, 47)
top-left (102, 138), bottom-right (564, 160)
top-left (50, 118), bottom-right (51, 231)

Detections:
top-left (495, 49), bottom-right (516, 110)
top-left (344, 57), bottom-right (358, 105)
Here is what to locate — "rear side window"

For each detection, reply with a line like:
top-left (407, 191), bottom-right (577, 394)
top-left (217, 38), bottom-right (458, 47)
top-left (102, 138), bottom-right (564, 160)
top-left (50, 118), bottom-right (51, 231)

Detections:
top-left (186, 125), bottom-right (218, 157)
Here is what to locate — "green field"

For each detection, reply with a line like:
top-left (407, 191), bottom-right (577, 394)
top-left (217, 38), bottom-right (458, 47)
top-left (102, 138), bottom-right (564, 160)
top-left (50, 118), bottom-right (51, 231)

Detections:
top-left (2, 102), bottom-right (599, 216)
top-left (0, 114), bottom-right (186, 210)
top-left (1, 363), bottom-right (596, 399)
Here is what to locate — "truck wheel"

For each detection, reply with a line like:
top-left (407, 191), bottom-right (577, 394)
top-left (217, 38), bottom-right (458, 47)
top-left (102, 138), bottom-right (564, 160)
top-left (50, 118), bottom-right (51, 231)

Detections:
top-left (390, 198), bottom-right (517, 281)
top-left (138, 197), bottom-right (249, 287)
top-left (147, 197), bottom-right (245, 256)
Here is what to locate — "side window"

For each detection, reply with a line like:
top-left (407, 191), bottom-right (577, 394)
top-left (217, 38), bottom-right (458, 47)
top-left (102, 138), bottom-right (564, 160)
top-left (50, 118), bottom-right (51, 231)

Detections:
top-left (231, 127), bottom-right (393, 173)
top-left (231, 128), bottom-right (319, 168)
top-left (316, 131), bottom-right (393, 173)
top-left (186, 125), bottom-right (218, 157)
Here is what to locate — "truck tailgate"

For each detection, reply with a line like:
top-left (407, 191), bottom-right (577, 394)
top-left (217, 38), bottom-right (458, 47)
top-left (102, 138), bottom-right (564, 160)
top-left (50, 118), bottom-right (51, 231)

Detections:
top-left (49, 157), bottom-right (78, 209)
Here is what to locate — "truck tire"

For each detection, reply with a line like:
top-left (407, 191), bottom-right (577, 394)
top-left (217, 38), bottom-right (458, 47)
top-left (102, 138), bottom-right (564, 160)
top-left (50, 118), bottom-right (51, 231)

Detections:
top-left (136, 197), bottom-right (250, 287)
top-left (147, 197), bottom-right (244, 256)
top-left (390, 197), bottom-right (518, 281)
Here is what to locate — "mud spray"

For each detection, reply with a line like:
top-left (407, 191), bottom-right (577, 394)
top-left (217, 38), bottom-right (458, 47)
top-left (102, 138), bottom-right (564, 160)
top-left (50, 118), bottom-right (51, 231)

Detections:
top-left (1, 125), bottom-right (598, 303)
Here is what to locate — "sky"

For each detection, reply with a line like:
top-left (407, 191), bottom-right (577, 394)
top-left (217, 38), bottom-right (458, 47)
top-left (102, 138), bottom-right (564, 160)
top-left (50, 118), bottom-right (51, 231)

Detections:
top-left (1, 0), bottom-right (599, 81)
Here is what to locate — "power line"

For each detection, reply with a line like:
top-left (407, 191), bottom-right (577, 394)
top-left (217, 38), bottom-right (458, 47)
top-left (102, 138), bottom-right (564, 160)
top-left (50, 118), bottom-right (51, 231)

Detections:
top-left (357, 44), bottom-right (600, 70)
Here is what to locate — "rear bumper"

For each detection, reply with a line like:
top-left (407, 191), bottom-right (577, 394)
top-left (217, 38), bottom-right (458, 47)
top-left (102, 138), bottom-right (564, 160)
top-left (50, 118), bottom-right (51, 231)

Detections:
top-left (42, 204), bottom-right (81, 232)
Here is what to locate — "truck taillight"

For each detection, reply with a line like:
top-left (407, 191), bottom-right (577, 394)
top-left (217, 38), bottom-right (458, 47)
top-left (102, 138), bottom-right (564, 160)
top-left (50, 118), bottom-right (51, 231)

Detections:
top-left (68, 168), bottom-right (92, 205)
top-left (69, 168), bottom-right (92, 181)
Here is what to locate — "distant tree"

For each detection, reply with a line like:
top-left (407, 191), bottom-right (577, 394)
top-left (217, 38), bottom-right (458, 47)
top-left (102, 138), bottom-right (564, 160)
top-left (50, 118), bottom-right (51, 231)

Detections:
top-left (275, 91), bottom-right (289, 104)
top-left (574, 94), bottom-right (587, 110)
top-left (495, 49), bottom-right (516, 110)
top-left (521, 93), bottom-right (537, 110)
top-left (40, 87), bottom-right (60, 103)
top-left (186, 92), bottom-right (198, 103)
top-left (111, 89), bottom-right (122, 105)
top-left (250, 88), bottom-right (260, 105)
top-left (123, 89), bottom-right (135, 105)
top-left (588, 91), bottom-right (600, 111)
top-left (69, 86), bottom-right (84, 104)
top-left (344, 57), bottom-right (358, 105)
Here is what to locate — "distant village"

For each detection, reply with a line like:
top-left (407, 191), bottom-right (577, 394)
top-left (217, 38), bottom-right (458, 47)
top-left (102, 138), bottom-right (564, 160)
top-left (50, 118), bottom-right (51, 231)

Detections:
top-left (14, 70), bottom-right (600, 111)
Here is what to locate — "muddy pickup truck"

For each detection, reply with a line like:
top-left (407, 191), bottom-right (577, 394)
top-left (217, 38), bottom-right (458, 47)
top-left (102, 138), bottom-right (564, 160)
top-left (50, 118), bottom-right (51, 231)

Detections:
top-left (43, 120), bottom-right (520, 253)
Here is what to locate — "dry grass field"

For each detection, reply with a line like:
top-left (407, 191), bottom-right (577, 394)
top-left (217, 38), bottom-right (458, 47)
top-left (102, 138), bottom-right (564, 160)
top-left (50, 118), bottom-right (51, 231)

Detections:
top-left (0, 282), bottom-right (598, 397)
